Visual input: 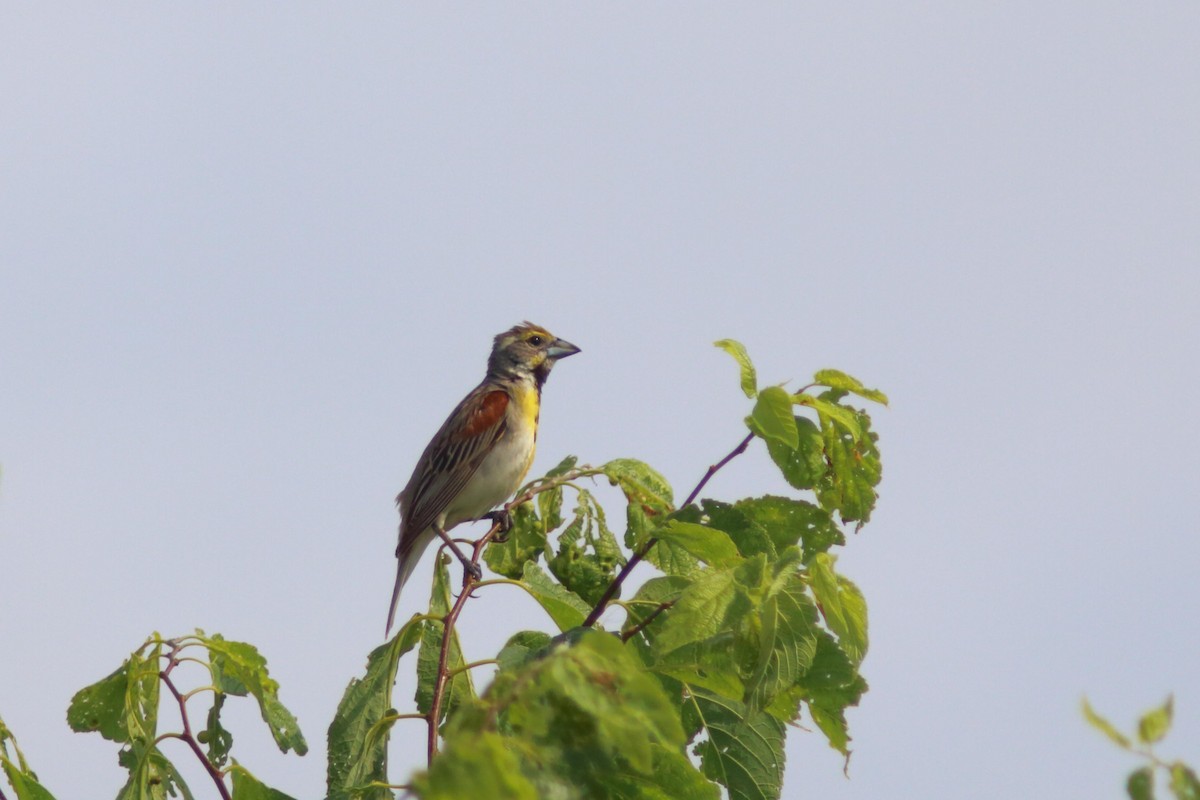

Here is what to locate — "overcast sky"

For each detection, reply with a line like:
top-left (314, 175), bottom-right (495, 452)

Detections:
top-left (2, 4), bottom-right (1197, 798)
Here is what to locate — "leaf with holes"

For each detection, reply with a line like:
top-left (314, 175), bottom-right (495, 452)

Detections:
top-left (484, 502), bottom-right (546, 578)
top-left (199, 635), bottom-right (307, 756)
top-left (328, 618), bottom-right (424, 800)
top-left (813, 369), bottom-right (888, 405)
top-left (685, 688), bottom-right (785, 800)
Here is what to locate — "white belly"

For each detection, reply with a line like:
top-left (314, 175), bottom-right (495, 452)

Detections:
top-left (442, 418), bottom-right (535, 529)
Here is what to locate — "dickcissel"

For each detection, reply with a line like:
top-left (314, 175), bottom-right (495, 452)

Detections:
top-left (385, 322), bottom-right (580, 634)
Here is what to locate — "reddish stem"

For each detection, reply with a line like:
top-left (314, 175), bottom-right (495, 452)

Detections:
top-left (425, 529), bottom-right (492, 765)
top-left (582, 432), bottom-right (754, 628)
top-left (160, 648), bottom-right (231, 800)
top-left (423, 465), bottom-right (662, 764)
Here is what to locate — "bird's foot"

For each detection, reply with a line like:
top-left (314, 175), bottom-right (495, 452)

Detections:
top-left (463, 559), bottom-right (483, 582)
top-left (435, 528), bottom-right (483, 587)
top-left (480, 509), bottom-right (514, 542)
top-left (447, 554), bottom-right (483, 596)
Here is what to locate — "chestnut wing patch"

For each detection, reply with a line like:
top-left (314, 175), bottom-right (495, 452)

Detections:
top-left (456, 390), bottom-right (509, 440)
top-left (400, 389), bottom-right (510, 539)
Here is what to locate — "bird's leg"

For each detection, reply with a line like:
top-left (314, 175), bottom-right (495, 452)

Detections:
top-left (478, 509), bottom-right (513, 542)
top-left (434, 523), bottom-right (483, 582)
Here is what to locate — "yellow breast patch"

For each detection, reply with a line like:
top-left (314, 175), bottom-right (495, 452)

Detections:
top-left (511, 382), bottom-right (541, 430)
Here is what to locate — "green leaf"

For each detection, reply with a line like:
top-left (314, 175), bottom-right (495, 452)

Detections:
top-left (496, 631), bottom-right (553, 672)
top-left (628, 504), bottom-right (701, 579)
top-left (812, 369), bottom-right (888, 405)
top-left (652, 555), bottom-right (818, 711)
top-left (199, 635), bottom-right (307, 756)
top-left (606, 743), bottom-right (721, 800)
top-left (1170, 763), bottom-right (1200, 800)
top-left (641, 531), bottom-right (703, 578)
top-left (416, 557), bottom-right (476, 720)
top-left (1138, 695), bottom-right (1174, 745)
top-left (200, 693), bottom-right (233, 768)
top-left (746, 387), bottom-right (799, 448)
top-left (543, 454), bottom-right (579, 479)
top-left (715, 339), bottom-right (758, 398)
top-left (113, 745), bottom-right (194, 800)
top-left (698, 500), bottom-right (776, 560)
top-left (548, 489), bottom-right (623, 605)
top-left (1082, 697), bottom-right (1131, 749)
top-left (327, 617), bottom-right (424, 800)
top-left (604, 458), bottom-right (675, 516)
top-left (519, 562), bottom-right (590, 632)
top-left (743, 562), bottom-right (820, 710)
top-left (411, 732), bottom-right (538, 800)
top-left (1, 716), bottom-right (58, 800)
top-left (537, 482), bottom-right (564, 533)
top-left (809, 554), bottom-right (869, 665)
top-left (812, 394), bottom-right (882, 526)
top-left (67, 643), bottom-right (161, 746)
top-left (685, 688), bottom-right (785, 800)
top-left (567, 632), bottom-right (688, 763)
top-left (764, 416), bottom-right (826, 490)
top-left (729, 496), bottom-right (844, 561)
top-left (620, 576), bottom-right (693, 644)
top-left (66, 665), bottom-right (136, 744)
top-left (229, 764), bottom-right (298, 800)
top-left (795, 393), bottom-right (863, 438)
top-left (0, 715), bottom-right (30, 770)
top-left (785, 632), bottom-right (867, 753)
top-left (0, 763), bottom-right (58, 800)
top-left (1128, 766), bottom-right (1155, 800)
top-left (484, 502), bottom-right (546, 579)
top-left (468, 630), bottom-right (686, 782)
top-left (651, 564), bottom-right (744, 698)
top-left (655, 520), bottom-right (740, 566)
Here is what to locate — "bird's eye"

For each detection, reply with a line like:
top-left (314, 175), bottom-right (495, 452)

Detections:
top-left (529, 335), bottom-right (544, 346)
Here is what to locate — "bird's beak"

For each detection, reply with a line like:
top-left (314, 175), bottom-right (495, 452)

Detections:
top-left (546, 338), bottom-right (581, 360)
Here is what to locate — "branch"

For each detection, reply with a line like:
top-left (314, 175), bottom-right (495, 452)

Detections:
top-left (511, 467), bottom-right (600, 513)
top-left (582, 432), bottom-right (754, 628)
top-left (160, 647), bottom-right (231, 800)
top-left (425, 470), bottom-right (588, 764)
top-left (426, 554), bottom-right (479, 765)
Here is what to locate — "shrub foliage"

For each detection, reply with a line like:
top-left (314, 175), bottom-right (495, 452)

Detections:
top-left (0, 341), bottom-right (887, 800)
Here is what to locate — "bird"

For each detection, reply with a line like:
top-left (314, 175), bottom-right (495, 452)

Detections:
top-left (385, 322), bottom-right (580, 634)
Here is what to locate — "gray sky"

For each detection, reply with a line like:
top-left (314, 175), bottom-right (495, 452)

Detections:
top-left (2, 4), bottom-right (1197, 798)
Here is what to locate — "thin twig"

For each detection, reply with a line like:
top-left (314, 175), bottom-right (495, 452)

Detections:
top-left (379, 712), bottom-right (430, 724)
top-left (679, 432), bottom-right (755, 509)
top-left (160, 648), bottom-right (231, 800)
top-left (582, 432), bottom-right (755, 628)
top-left (182, 685), bottom-right (219, 702)
top-left (620, 600), bottom-right (676, 642)
top-left (448, 659), bottom-right (499, 677)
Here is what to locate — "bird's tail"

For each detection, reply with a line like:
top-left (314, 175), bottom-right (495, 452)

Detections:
top-left (385, 532), bottom-right (426, 636)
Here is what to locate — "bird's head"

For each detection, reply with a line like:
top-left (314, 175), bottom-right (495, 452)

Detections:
top-left (488, 322), bottom-right (580, 386)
